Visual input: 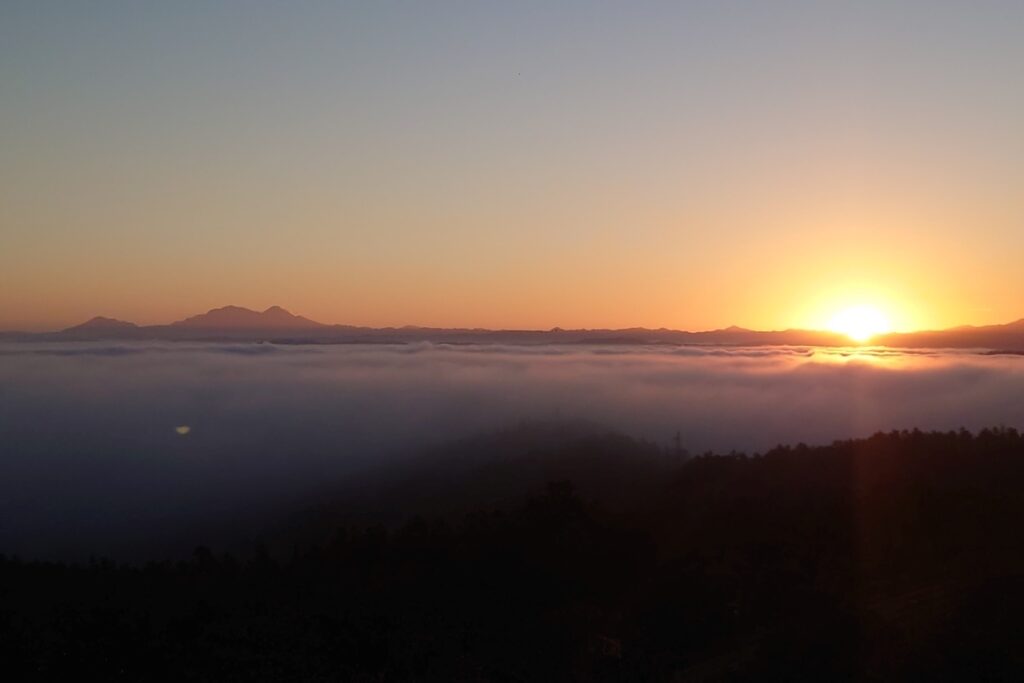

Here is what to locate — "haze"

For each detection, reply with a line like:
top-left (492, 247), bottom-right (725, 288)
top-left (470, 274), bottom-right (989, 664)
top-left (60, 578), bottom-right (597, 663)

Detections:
top-left (3, 341), bottom-right (1024, 559)
top-left (3, 1), bottom-right (1023, 332)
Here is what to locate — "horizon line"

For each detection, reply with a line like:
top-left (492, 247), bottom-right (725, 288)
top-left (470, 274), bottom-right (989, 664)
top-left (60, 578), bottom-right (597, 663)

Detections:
top-left (3, 303), bottom-right (1022, 337)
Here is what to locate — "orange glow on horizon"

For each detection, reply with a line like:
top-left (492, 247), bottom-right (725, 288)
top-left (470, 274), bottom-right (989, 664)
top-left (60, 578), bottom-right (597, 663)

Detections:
top-left (827, 305), bottom-right (893, 343)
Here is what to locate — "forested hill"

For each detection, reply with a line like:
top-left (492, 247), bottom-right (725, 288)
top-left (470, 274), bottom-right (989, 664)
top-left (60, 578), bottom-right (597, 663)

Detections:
top-left (4, 427), bottom-right (1024, 681)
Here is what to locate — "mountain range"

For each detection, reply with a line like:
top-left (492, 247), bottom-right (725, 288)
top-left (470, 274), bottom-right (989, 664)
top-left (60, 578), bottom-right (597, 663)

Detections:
top-left (3, 306), bottom-right (1023, 351)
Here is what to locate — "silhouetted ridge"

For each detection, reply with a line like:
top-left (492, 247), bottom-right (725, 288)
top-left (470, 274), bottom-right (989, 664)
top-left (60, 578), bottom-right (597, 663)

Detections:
top-left (32, 307), bottom-right (1024, 349)
top-left (171, 305), bottom-right (324, 329)
top-left (62, 316), bottom-right (138, 332)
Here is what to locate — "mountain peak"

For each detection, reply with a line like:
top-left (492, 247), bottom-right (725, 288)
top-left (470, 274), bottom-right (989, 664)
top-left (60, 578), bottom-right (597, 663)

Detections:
top-left (172, 305), bottom-right (323, 329)
top-left (63, 316), bottom-right (138, 332)
top-left (261, 305), bottom-right (302, 321)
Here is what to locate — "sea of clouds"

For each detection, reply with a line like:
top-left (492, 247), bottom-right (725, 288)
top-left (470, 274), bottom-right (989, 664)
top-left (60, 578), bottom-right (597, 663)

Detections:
top-left (2, 341), bottom-right (1023, 559)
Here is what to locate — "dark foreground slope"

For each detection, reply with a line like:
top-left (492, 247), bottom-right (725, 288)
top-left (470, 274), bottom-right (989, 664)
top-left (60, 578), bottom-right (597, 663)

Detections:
top-left (4, 428), bottom-right (1024, 681)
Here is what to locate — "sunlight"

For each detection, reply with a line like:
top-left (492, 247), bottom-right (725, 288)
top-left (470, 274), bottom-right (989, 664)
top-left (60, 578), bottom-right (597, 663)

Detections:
top-left (828, 305), bottom-right (892, 343)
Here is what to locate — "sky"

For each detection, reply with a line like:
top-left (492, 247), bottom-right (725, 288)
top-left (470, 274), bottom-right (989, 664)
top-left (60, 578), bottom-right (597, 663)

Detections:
top-left (2, 1), bottom-right (1022, 332)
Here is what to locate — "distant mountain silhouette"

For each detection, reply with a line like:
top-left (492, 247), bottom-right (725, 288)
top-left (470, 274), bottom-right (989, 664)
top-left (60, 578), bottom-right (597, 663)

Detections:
top-left (16, 307), bottom-right (1024, 351)
top-left (55, 316), bottom-right (145, 341)
top-left (876, 319), bottom-right (1024, 351)
top-left (171, 305), bottom-right (324, 330)
top-left (62, 316), bottom-right (138, 332)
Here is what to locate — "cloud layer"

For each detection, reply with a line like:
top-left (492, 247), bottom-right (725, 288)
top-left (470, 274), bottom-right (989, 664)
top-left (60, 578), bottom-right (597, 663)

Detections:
top-left (2, 342), bottom-right (1023, 558)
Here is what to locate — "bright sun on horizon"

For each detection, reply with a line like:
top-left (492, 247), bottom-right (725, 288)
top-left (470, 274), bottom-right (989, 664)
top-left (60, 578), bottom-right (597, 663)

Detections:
top-left (828, 305), bottom-right (893, 343)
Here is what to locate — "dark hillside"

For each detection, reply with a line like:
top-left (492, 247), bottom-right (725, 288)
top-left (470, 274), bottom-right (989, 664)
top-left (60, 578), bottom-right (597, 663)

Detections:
top-left (4, 428), bottom-right (1024, 681)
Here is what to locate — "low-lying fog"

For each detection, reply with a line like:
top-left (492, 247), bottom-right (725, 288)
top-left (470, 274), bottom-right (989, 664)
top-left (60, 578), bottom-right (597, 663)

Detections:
top-left (2, 341), bottom-right (1023, 559)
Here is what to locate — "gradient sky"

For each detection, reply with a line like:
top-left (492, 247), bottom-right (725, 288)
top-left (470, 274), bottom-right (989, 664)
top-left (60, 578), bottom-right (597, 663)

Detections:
top-left (2, 1), bottom-right (1022, 332)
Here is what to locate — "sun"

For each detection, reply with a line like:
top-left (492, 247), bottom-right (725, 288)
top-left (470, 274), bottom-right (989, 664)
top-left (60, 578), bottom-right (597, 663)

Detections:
top-left (827, 305), bottom-right (892, 343)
